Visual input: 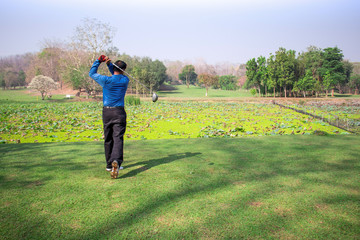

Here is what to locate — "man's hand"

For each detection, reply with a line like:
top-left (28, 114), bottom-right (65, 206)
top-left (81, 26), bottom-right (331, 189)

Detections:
top-left (98, 55), bottom-right (107, 62)
top-left (106, 57), bottom-right (112, 65)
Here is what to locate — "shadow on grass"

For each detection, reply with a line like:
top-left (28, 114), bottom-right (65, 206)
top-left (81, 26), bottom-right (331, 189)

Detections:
top-left (0, 142), bottom-right (103, 190)
top-left (1, 136), bottom-right (359, 239)
top-left (158, 91), bottom-right (182, 95)
top-left (120, 152), bottom-right (201, 179)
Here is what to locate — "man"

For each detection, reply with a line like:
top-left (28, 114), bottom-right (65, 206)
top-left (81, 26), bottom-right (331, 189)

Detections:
top-left (89, 55), bottom-right (129, 179)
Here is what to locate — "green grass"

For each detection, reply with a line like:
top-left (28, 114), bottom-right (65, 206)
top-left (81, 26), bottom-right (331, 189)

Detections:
top-left (158, 85), bottom-right (253, 98)
top-left (0, 89), bottom-right (83, 104)
top-left (1, 136), bottom-right (359, 239)
top-left (0, 88), bottom-right (39, 103)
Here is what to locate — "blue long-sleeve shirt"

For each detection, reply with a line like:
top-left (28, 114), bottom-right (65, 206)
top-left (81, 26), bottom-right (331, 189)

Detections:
top-left (89, 60), bottom-right (129, 107)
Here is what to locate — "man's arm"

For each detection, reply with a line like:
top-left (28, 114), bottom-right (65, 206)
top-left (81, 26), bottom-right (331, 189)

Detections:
top-left (89, 59), bottom-right (109, 87)
top-left (107, 61), bottom-right (115, 75)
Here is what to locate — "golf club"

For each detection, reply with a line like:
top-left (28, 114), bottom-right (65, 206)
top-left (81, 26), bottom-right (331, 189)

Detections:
top-left (112, 62), bottom-right (158, 102)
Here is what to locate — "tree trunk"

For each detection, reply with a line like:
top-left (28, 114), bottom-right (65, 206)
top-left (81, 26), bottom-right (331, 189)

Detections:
top-left (338, 85), bottom-right (342, 94)
top-left (303, 91), bottom-right (306, 98)
top-left (325, 90), bottom-right (328, 98)
top-left (206, 87), bottom-right (208, 97)
top-left (284, 87), bottom-right (287, 98)
top-left (355, 88), bottom-right (359, 95)
top-left (273, 87), bottom-right (276, 98)
top-left (331, 89), bottom-right (334, 97)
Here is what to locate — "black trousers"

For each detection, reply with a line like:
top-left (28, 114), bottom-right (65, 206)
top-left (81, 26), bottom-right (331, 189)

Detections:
top-left (102, 107), bottom-right (127, 168)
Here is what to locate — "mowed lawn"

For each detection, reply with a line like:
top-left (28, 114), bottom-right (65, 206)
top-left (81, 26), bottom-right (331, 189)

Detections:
top-left (158, 84), bottom-right (253, 98)
top-left (1, 136), bottom-right (359, 239)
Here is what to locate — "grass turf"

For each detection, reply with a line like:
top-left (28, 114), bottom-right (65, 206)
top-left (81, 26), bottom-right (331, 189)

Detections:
top-left (158, 85), bottom-right (253, 98)
top-left (1, 135), bottom-right (359, 239)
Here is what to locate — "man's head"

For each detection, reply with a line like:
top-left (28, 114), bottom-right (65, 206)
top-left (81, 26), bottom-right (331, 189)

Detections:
top-left (113, 60), bottom-right (127, 74)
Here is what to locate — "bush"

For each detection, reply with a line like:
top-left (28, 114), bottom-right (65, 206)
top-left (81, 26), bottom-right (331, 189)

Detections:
top-left (125, 95), bottom-right (141, 106)
top-left (250, 89), bottom-right (257, 96)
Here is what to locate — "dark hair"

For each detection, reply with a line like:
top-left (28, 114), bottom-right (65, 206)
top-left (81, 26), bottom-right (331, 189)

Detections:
top-left (114, 60), bottom-right (127, 72)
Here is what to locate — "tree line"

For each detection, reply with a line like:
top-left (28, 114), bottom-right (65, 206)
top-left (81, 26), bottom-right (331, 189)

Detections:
top-left (244, 46), bottom-right (360, 97)
top-left (0, 18), bottom-right (167, 99)
top-left (177, 64), bottom-right (241, 96)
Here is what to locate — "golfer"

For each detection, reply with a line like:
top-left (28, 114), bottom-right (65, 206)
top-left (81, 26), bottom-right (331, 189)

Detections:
top-left (89, 55), bottom-right (129, 179)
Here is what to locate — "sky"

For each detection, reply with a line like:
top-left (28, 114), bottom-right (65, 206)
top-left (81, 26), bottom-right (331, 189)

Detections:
top-left (1, 0), bottom-right (359, 64)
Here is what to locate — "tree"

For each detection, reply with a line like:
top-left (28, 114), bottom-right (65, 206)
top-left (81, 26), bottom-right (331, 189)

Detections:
top-left (29, 75), bottom-right (57, 100)
top-left (219, 75), bottom-right (239, 91)
top-left (63, 18), bottom-right (116, 98)
top-left (72, 18), bottom-right (115, 61)
top-left (349, 74), bottom-right (360, 95)
top-left (276, 48), bottom-right (296, 98)
top-left (245, 58), bottom-right (259, 94)
top-left (147, 59), bottom-right (167, 91)
top-left (164, 60), bottom-right (184, 83)
top-left (0, 71), bottom-right (4, 90)
top-left (267, 54), bottom-right (278, 97)
top-left (319, 47), bottom-right (345, 97)
top-left (257, 56), bottom-right (267, 96)
top-left (293, 70), bottom-right (315, 97)
top-left (179, 65), bottom-right (197, 88)
top-left (198, 73), bottom-right (219, 96)
top-left (0, 54), bottom-right (30, 89)
top-left (342, 60), bottom-right (354, 93)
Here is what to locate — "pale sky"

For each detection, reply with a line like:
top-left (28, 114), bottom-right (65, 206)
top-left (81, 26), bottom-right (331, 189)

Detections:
top-left (1, 0), bottom-right (359, 64)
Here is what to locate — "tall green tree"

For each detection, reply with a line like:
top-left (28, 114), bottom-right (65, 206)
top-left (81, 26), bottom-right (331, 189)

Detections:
top-left (219, 75), bottom-right (238, 91)
top-left (245, 58), bottom-right (259, 94)
top-left (179, 65), bottom-right (197, 88)
top-left (348, 74), bottom-right (360, 95)
top-left (293, 70), bottom-right (316, 97)
top-left (342, 60), bottom-right (354, 93)
top-left (299, 46), bottom-right (323, 80)
top-left (267, 54), bottom-right (278, 97)
top-left (257, 56), bottom-right (267, 96)
top-left (276, 48), bottom-right (296, 98)
top-left (319, 47), bottom-right (345, 97)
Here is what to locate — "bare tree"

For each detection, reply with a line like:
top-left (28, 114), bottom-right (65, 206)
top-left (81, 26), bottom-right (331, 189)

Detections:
top-left (164, 60), bottom-right (184, 84)
top-left (72, 18), bottom-right (115, 60)
top-left (62, 18), bottom-right (116, 98)
top-left (0, 55), bottom-right (29, 89)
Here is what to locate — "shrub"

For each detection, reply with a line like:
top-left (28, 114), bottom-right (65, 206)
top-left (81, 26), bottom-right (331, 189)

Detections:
top-left (125, 95), bottom-right (141, 106)
top-left (250, 89), bottom-right (257, 96)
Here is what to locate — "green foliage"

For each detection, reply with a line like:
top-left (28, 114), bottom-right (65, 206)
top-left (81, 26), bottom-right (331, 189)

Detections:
top-left (250, 88), bottom-right (257, 96)
top-left (179, 65), bottom-right (197, 88)
top-left (245, 46), bottom-right (354, 97)
top-left (0, 72), bottom-right (5, 89)
top-left (349, 74), bottom-right (360, 92)
top-left (0, 100), bottom-right (353, 144)
top-left (129, 58), bottom-right (167, 93)
top-left (293, 70), bottom-right (316, 97)
top-left (319, 47), bottom-right (346, 92)
top-left (218, 75), bottom-right (239, 91)
top-left (125, 95), bottom-right (141, 106)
